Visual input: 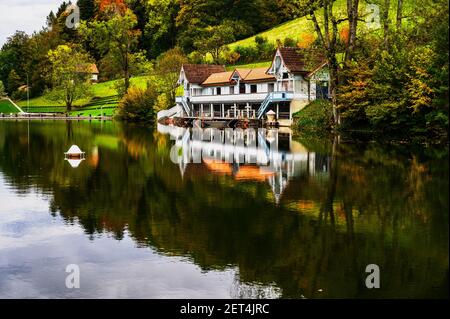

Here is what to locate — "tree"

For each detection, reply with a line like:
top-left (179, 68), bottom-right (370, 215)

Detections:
top-left (194, 23), bottom-right (236, 63)
top-left (142, 0), bottom-right (179, 58)
top-left (0, 81), bottom-right (6, 97)
top-left (79, 8), bottom-right (141, 90)
top-left (47, 45), bottom-right (92, 111)
top-left (117, 86), bottom-right (158, 122)
top-left (396, 0), bottom-right (403, 31)
top-left (382, 0), bottom-right (391, 48)
top-left (7, 69), bottom-right (22, 94)
top-left (345, 0), bottom-right (360, 61)
top-left (155, 48), bottom-right (188, 108)
top-left (77, 0), bottom-right (98, 21)
top-left (294, 0), bottom-right (346, 126)
top-left (0, 31), bottom-right (30, 93)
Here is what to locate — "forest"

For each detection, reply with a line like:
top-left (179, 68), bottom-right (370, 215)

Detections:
top-left (0, 0), bottom-right (448, 140)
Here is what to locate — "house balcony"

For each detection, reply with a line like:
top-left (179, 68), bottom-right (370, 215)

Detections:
top-left (176, 92), bottom-right (301, 105)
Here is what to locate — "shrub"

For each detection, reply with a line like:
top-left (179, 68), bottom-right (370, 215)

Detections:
top-left (222, 50), bottom-right (241, 65)
top-left (188, 51), bottom-right (205, 64)
top-left (255, 36), bottom-right (275, 60)
top-left (11, 89), bottom-right (27, 100)
top-left (293, 100), bottom-right (333, 133)
top-left (113, 79), bottom-right (127, 99)
top-left (233, 45), bottom-right (259, 63)
top-left (117, 86), bottom-right (158, 123)
top-left (283, 37), bottom-right (297, 48)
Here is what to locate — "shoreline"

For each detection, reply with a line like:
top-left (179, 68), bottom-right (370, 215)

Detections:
top-left (0, 114), bottom-right (113, 121)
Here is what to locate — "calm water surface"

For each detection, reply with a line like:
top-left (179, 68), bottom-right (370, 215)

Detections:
top-left (0, 120), bottom-right (448, 298)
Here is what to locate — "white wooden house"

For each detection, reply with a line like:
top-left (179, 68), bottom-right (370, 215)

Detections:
top-left (158, 47), bottom-right (330, 126)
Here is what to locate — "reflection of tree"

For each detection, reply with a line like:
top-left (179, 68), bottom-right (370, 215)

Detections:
top-left (0, 121), bottom-right (448, 298)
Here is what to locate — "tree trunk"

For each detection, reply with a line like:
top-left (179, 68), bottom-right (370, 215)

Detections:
top-left (124, 44), bottom-right (130, 91)
top-left (310, 2), bottom-right (340, 128)
top-left (66, 93), bottom-right (72, 113)
top-left (383, 0), bottom-right (391, 48)
top-left (124, 63), bottom-right (130, 92)
top-left (329, 57), bottom-right (340, 126)
top-left (396, 0), bottom-right (403, 31)
top-left (345, 0), bottom-right (359, 61)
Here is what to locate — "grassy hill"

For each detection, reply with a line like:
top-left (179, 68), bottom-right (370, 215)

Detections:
top-left (228, 0), bottom-right (411, 50)
top-left (228, 0), bottom-right (347, 50)
top-left (16, 76), bottom-right (151, 116)
top-left (0, 99), bottom-right (21, 114)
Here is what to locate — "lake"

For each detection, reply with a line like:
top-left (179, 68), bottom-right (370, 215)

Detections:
top-left (0, 120), bottom-right (448, 298)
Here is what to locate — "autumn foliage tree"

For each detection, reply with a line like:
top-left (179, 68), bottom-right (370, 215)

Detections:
top-left (79, 8), bottom-right (141, 90)
top-left (47, 45), bottom-right (92, 112)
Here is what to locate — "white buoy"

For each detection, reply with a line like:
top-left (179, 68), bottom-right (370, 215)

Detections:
top-left (64, 145), bottom-right (85, 157)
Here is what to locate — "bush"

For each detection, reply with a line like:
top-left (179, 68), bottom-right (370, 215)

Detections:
top-left (293, 100), bottom-right (333, 133)
top-left (255, 36), bottom-right (275, 60)
top-left (187, 51), bottom-right (205, 64)
top-left (11, 89), bottom-right (27, 100)
top-left (117, 86), bottom-right (158, 123)
top-left (233, 45), bottom-right (259, 64)
top-left (232, 36), bottom-right (275, 64)
top-left (112, 79), bottom-right (127, 99)
top-left (283, 37), bottom-right (297, 47)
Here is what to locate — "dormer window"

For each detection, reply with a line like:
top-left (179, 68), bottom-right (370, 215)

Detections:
top-left (275, 56), bottom-right (282, 74)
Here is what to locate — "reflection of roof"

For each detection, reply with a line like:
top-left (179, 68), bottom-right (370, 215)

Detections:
top-left (182, 64), bottom-right (226, 83)
top-left (203, 159), bottom-right (233, 175)
top-left (187, 160), bottom-right (275, 183)
top-left (235, 166), bottom-right (275, 181)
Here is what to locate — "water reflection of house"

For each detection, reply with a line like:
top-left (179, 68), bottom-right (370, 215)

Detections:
top-left (158, 124), bottom-right (330, 203)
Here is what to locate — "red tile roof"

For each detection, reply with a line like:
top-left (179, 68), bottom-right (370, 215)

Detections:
top-left (277, 47), bottom-right (325, 74)
top-left (76, 63), bottom-right (99, 74)
top-left (182, 64), bottom-right (226, 84)
top-left (202, 71), bottom-right (234, 86)
top-left (202, 67), bottom-right (275, 86)
top-left (89, 63), bottom-right (99, 74)
top-left (241, 67), bottom-right (276, 83)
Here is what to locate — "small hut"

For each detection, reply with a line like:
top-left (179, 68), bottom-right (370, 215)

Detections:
top-left (64, 145), bottom-right (85, 159)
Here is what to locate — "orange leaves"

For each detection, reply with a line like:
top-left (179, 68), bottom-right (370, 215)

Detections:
top-left (297, 33), bottom-right (315, 49)
top-left (97, 0), bottom-right (127, 15)
top-left (340, 25), bottom-right (350, 44)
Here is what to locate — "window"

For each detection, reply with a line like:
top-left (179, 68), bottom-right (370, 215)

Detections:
top-left (282, 73), bottom-right (289, 79)
top-left (275, 56), bottom-right (282, 73)
top-left (268, 83), bottom-right (274, 93)
top-left (216, 87), bottom-right (221, 95)
top-left (250, 85), bottom-right (257, 93)
top-left (239, 83), bottom-right (246, 94)
top-left (230, 86), bottom-right (234, 94)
